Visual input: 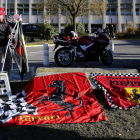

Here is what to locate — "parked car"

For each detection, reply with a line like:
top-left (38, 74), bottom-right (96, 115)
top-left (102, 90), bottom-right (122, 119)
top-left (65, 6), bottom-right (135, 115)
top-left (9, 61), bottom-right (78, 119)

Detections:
top-left (22, 24), bottom-right (38, 35)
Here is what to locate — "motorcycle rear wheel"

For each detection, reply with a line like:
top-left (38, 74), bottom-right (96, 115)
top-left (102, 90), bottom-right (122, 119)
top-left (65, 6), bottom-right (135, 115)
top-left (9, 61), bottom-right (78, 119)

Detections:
top-left (54, 47), bottom-right (74, 67)
top-left (100, 50), bottom-right (113, 65)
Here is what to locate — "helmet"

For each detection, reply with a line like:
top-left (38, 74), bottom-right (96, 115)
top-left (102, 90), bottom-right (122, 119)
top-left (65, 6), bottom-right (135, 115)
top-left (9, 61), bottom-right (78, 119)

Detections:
top-left (69, 31), bottom-right (78, 40)
top-left (0, 7), bottom-right (5, 19)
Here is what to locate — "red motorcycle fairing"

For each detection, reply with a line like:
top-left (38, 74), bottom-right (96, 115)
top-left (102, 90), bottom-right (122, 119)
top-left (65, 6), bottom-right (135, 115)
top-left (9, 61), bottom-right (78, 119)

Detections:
top-left (78, 36), bottom-right (108, 53)
top-left (64, 36), bottom-right (69, 41)
top-left (78, 36), bottom-right (95, 45)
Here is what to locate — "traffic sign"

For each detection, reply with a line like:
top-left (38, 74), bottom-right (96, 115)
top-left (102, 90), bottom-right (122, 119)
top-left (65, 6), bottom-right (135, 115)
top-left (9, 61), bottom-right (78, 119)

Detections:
top-left (14, 14), bottom-right (19, 21)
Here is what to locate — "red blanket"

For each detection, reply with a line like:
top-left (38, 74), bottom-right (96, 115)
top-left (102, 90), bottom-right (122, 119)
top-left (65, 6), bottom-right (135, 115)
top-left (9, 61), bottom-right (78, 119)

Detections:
top-left (91, 73), bottom-right (140, 109)
top-left (0, 72), bottom-right (107, 127)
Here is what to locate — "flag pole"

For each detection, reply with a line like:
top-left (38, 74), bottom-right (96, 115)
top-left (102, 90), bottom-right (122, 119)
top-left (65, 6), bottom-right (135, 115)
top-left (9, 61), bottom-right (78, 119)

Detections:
top-left (1, 20), bottom-right (18, 72)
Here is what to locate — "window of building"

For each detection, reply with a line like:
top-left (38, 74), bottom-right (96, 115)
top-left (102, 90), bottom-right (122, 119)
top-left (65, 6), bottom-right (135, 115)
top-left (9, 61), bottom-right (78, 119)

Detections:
top-left (24, 9), bottom-right (29, 15)
top-left (136, 9), bottom-right (139, 12)
top-left (32, 9), bottom-right (38, 15)
top-left (121, 8), bottom-right (132, 15)
top-left (61, 11), bottom-right (67, 16)
top-left (7, 4), bottom-right (14, 8)
top-left (7, 9), bottom-right (14, 15)
top-left (51, 24), bottom-right (58, 28)
top-left (38, 10), bottom-right (43, 15)
top-left (18, 9), bottom-right (23, 15)
top-left (61, 29), bottom-right (65, 33)
top-left (32, 4), bottom-right (36, 7)
top-left (106, 8), bottom-right (117, 15)
top-left (17, 4), bottom-right (23, 7)
top-left (121, 4), bottom-right (132, 7)
top-left (24, 4), bottom-right (29, 7)
top-left (61, 24), bottom-right (66, 27)
top-left (136, 9), bottom-right (140, 15)
top-left (107, 4), bottom-right (117, 8)
top-left (136, 4), bottom-right (140, 7)
top-left (17, 4), bottom-right (29, 15)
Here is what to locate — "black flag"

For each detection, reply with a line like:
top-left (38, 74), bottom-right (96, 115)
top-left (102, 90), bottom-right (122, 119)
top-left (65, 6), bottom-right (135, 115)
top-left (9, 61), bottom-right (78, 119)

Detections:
top-left (9, 22), bottom-right (29, 80)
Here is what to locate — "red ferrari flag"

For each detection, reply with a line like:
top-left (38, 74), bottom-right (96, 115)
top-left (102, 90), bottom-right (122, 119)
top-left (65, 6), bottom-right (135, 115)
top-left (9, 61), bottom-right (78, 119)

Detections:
top-left (0, 72), bottom-right (107, 127)
top-left (90, 73), bottom-right (140, 109)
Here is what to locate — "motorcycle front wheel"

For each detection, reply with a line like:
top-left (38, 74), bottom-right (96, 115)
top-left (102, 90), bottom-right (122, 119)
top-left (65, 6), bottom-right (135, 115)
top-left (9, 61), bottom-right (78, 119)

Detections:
top-left (54, 47), bottom-right (74, 67)
top-left (100, 50), bottom-right (113, 65)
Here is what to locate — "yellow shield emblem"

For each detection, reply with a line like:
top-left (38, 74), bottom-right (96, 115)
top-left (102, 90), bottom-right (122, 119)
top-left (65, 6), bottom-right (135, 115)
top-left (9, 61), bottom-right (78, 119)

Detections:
top-left (124, 88), bottom-right (140, 104)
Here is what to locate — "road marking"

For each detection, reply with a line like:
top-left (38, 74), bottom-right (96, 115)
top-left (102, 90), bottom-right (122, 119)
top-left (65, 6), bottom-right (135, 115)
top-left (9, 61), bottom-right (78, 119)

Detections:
top-left (28, 51), bottom-right (53, 56)
top-left (26, 44), bottom-right (55, 47)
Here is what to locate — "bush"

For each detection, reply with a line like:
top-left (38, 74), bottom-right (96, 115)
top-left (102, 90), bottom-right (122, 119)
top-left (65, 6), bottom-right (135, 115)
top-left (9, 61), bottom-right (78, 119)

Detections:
top-left (115, 31), bottom-right (130, 39)
top-left (64, 22), bottom-right (86, 36)
top-left (127, 21), bottom-right (136, 34)
top-left (115, 21), bottom-right (137, 39)
top-left (24, 36), bottom-right (30, 43)
top-left (127, 28), bottom-right (135, 35)
top-left (38, 22), bottom-right (58, 40)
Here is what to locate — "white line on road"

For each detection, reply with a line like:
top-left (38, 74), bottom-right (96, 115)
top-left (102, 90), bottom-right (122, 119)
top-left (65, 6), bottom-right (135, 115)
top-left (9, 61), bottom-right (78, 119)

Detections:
top-left (28, 51), bottom-right (53, 54)
top-left (28, 51), bottom-right (53, 56)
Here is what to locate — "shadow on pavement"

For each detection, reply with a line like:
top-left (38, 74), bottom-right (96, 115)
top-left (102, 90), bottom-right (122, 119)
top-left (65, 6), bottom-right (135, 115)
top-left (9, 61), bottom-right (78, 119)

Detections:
top-left (0, 125), bottom-right (137, 140)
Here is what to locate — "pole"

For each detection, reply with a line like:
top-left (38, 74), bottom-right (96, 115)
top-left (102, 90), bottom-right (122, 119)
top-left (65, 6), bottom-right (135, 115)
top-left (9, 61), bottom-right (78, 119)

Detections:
top-left (43, 43), bottom-right (49, 66)
top-left (109, 40), bottom-right (114, 57)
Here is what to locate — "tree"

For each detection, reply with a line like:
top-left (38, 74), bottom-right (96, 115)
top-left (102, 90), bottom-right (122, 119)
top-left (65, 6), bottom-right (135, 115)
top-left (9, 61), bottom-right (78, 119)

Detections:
top-left (64, 22), bottom-right (86, 35)
top-left (36, 0), bottom-right (108, 32)
top-left (38, 22), bottom-right (58, 40)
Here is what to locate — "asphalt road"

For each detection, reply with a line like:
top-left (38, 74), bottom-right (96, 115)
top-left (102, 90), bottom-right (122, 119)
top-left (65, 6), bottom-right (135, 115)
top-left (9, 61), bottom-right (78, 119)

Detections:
top-left (9, 40), bottom-right (140, 81)
top-left (27, 40), bottom-right (140, 69)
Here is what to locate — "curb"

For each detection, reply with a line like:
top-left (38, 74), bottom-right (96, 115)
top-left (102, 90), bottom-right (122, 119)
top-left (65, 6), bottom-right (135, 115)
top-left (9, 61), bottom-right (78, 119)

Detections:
top-left (36, 67), bottom-right (138, 89)
top-left (36, 67), bottom-right (138, 75)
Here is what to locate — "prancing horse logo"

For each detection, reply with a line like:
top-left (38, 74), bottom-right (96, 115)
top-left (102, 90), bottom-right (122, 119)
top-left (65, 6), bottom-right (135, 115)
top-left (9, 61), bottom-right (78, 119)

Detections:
top-left (125, 88), bottom-right (140, 104)
top-left (39, 80), bottom-right (84, 117)
top-left (132, 89), bottom-right (140, 101)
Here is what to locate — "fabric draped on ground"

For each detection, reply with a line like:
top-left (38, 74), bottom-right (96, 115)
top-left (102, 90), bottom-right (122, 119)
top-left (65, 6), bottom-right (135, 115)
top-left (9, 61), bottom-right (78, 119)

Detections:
top-left (90, 73), bottom-right (140, 109)
top-left (0, 72), bottom-right (107, 127)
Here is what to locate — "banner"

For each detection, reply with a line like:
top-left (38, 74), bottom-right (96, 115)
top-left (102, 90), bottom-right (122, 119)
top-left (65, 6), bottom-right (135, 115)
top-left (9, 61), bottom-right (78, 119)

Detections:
top-left (90, 73), bottom-right (140, 109)
top-left (9, 22), bottom-right (29, 80)
top-left (0, 73), bottom-right (107, 127)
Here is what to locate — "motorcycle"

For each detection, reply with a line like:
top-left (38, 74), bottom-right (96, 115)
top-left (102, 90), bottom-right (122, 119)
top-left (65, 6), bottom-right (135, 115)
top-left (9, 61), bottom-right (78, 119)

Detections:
top-left (53, 28), bottom-right (113, 67)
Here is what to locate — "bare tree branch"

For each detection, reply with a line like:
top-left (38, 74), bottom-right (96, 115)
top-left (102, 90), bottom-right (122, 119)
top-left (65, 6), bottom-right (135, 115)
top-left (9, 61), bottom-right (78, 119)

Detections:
top-left (36, 0), bottom-right (108, 31)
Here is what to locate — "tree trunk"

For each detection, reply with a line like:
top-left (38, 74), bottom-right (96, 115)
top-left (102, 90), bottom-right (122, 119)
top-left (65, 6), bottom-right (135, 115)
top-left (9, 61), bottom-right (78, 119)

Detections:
top-left (72, 15), bottom-right (76, 32)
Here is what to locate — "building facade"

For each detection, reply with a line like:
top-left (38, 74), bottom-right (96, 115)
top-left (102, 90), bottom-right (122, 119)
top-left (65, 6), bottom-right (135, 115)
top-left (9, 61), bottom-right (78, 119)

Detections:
top-left (0, 0), bottom-right (140, 33)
